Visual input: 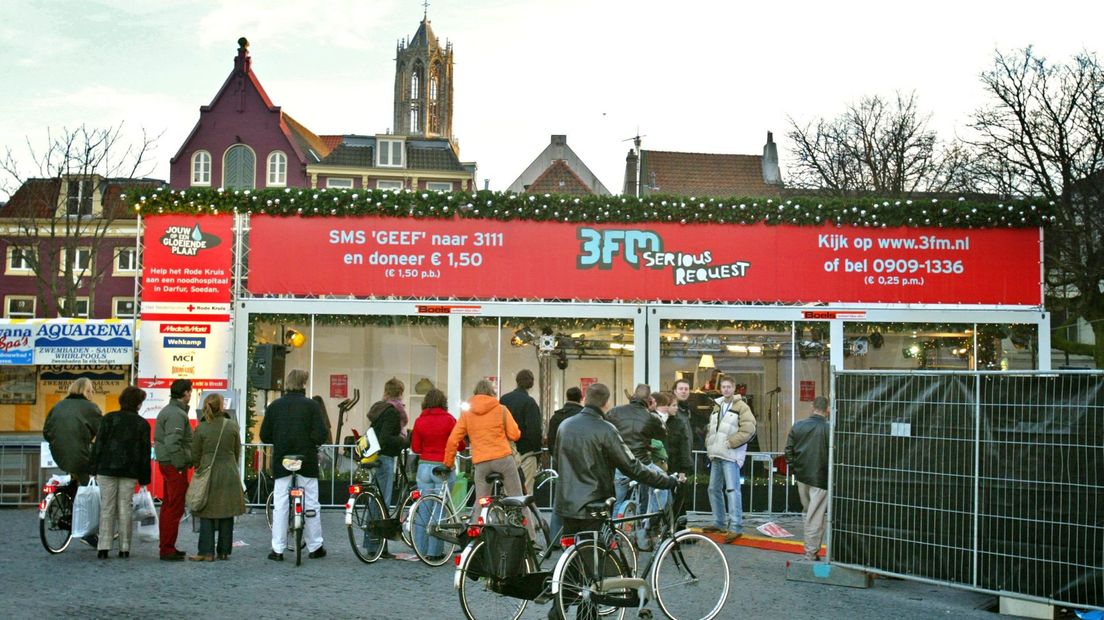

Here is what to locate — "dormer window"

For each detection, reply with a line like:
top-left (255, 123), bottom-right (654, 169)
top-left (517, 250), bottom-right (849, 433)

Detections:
top-left (377, 138), bottom-right (405, 168)
top-left (66, 180), bottom-right (93, 216)
top-left (267, 151), bottom-right (287, 187)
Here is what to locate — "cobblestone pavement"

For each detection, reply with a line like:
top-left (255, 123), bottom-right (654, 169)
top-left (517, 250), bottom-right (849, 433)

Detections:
top-left (4, 507), bottom-right (996, 619)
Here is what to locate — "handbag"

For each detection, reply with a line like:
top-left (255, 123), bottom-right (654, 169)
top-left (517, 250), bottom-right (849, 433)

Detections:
top-left (185, 419), bottom-right (226, 512)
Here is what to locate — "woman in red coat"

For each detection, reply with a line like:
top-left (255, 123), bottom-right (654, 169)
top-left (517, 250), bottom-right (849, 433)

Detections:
top-left (410, 389), bottom-right (463, 561)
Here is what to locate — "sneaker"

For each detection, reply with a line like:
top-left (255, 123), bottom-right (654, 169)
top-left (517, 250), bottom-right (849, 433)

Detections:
top-left (425, 554), bottom-right (445, 562)
top-left (723, 531), bottom-right (743, 542)
top-left (160, 554), bottom-right (184, 562)
top-left (81, 534), bottom-right (99, 547)
top-left (188, 554), bottom-right (215, 562)
top-left (701, 525), bottom-right (722, 533)
top-left (267, 551), bottom-right (284, 561)
top-left (308, 546), bottom-right (327, 559)
top-left (379, 550), bottom-right (395, 559)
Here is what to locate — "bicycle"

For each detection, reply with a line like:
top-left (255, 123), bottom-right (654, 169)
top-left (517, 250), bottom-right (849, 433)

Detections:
top-left (407, 455), bottom-right (475, 566)
top-left (552, 483), bottom-right (730, 620)
top-left (278, 454), bottom-right (316, 566)
top-left (39, 474), bottom-right (74, 554)
top-left (345, 457), bottom-right (413, 563)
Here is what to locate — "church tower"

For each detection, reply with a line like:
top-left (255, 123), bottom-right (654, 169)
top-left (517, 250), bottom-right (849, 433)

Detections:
top-left (394, 15), bottom-right (453, 140)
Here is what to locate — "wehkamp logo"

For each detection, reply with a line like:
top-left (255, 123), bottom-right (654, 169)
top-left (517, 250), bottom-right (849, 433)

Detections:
top-left (160, 223), bottom-right (222, 256)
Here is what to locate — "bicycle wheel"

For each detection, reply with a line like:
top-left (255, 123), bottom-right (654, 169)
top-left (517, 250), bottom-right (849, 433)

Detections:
top-left (555, 540), bottom-right (628, 620)
top-left (39, 493), bottom-right (74, 554)
top-left (650, 532), bottom-right (729, 620)
top-left (294, 523), bottom-right (304, 566)
top-left (265, 491), bottom-right (274, 528)
top-left (410, 495), bottom-right (458, 566)
top-left (347, 492), bottom-right (387, 564)
top-left (457, 539), bottom-right (530, 620)
top-left (396, 489), bottom-right (416, 548)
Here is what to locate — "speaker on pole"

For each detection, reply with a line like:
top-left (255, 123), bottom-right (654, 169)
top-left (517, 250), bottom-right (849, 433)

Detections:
top-left (249, 344), bottom-right (286, 390)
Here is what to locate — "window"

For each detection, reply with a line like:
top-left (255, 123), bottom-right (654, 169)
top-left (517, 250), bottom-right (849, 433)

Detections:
top-left (6, 246), bottom-right (35, 274)
top-left (59, 247), bottom-right (93, 275)
top-left (377, 139), bottom-right (404, 168)
top-left (57, 297), bottom-right (90, 318)
top-left (377, 180), bottom-right (404, 190)
top-left (426, 182), bottom-right (453, 192)
top-left (267, 151), bottom-right (287, 187)
top-left (4, 296), bottom-right (35, 318)
top-left (411, 72), bottom-right (420, 99)
top-left (113, 297), bottom-right (136, 319)
top-left (326, 177), bottom-right (354, 189)
top-left (430, 76), bottom-right (438, 101)
top-left (66, 180), bottom-right (93, 216)
top-left (410, 106), bottom-right (419, 133)
top-left (223, 144), bottom-right (256, 189)
top-left (191, 150), bottom-right (212, 186)
top-left (114, 247), bottom-right (138, 274)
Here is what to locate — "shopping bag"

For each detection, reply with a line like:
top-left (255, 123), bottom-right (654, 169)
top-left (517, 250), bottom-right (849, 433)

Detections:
top-left (71, 479), bottom-right (101, 538)
top-left (132, 486), bottom-right (156, 521)
top-left (136, 507), bottom-right (159, 543)
top-left (450, 472), bottom-right (469, 513)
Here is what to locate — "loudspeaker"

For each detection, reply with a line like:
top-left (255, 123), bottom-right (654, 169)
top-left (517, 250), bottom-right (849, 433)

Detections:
top-left (249, 344), bottom-right (286, 390)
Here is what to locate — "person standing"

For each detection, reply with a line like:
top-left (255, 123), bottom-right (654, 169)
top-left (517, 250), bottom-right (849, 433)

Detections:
top-left (154, 378), bottom-right (193, 561)
top-left (89, 386), bottom-right (151, 559)
top-left (551, 382), bottom-right (681, 620)
top-left (260, 369), bottom-right (328, 561)
top-left (669, 379), bottom-right (695, 521)
top-left (43, 378), bottom-right (102, 487)
top-left (189, 393), bottom-right (246, 561)
top-left (410, 388), bottom-right (461, 562)
top-left (785, 395), bottom-right (830, 561)
top-left (499, 369), bottom-right (542, 493)
top-left (607, 384), bottom-right (666, 504)
top-left (443, 380), bottom-right (526, 528)
top-left (364, 377), bottom-right (410, 559)
top-left (704, 377), bottom-right (756, 538)
top-left (545, 386), bottom-right (583, 543)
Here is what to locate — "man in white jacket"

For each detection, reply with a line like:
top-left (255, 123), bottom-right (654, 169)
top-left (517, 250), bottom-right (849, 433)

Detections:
top-left (704, 377), bottom-right (756, 537)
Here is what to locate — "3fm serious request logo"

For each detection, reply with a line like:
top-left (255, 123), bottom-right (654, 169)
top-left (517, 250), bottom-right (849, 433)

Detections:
top-left (160, 224), bottom-right (222, 256)
top-left (576, 228), bottom-right (750, 285)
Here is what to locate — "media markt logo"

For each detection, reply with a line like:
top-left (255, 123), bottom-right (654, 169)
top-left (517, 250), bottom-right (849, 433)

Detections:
top-left (161, 223), bottom-right (222, 256)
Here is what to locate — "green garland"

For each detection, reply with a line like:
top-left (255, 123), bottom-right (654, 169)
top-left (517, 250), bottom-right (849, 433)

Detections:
top-left (126, 187), bottom-right (1052, 228)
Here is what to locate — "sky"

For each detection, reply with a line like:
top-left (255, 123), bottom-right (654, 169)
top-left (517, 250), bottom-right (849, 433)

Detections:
top-left (2, 0), bottom-right (1102, 198)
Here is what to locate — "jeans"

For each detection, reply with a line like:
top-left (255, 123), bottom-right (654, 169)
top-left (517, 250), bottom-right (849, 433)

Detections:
top-left (708, 458), bottom-right (742, 530)
top-left (198, 517), bottom-right (234, 556)
top-left (272, 475), bottom-right (323, 553)
top-left (377, 454), bottom-right (397, 507)
top-left (158, 463), bottom-right (188, 556)
top-left (414, 461), bottom-right (454, 558)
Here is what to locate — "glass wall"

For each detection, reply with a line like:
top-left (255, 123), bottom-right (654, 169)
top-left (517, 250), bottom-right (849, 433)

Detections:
top-left (461, 316), bottom-right (635, 429)
top-left (842, 323), bottom-right (975, 371)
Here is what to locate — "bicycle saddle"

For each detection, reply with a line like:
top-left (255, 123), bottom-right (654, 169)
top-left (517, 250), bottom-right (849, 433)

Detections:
top-left (484, 472), bottom-right (504, 485)
top-left (282, 455), bottom-right (304, 472)
top-left (497, 495), bottom-right (534, 508)
top-left (585, 497), bottom-right (617, 519)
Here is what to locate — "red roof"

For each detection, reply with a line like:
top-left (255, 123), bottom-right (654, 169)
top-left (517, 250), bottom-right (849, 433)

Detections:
top-left (0, 178), bottom-right (164, 220)
top-left (525, 160), bottom-right (595, 196)
top-left (639, 150), bottom-right (779, 198)
top-left (319, 135), bottom-right (344, 152)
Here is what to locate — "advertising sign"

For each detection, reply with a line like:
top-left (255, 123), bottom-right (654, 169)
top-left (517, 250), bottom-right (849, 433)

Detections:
top-left (136, 308), bottom-right (231, 391)
top-left (330, 374), bottom-right (348, 399)
top-left (140, 214), bottom-right (234, 304)
top-left (247, 217), bottom-right (1042, 306)
top-left (32, 321), bottom-right (134, 365)
top-left (0, 324), bottom-right (33, 365)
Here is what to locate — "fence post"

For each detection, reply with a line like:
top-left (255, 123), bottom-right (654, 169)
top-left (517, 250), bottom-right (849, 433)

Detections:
top-left (972, 372), bottom-right (981, 588)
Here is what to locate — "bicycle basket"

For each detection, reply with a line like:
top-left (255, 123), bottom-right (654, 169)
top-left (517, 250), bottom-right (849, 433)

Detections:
top-left (479, 524), bottom-right (529, 580)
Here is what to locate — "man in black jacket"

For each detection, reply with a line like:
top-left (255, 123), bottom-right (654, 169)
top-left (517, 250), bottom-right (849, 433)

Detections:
top-left (552, 382), bottom-right (680, 620)
top-left (499, 369), bottom-right (542, 492)
top-left (260, 369), bottom-right (328, 561)
top-left (607, 383), bottom-right (666, 504)
top-left (785, 395), bottom-right (830, 561)
top-left (546, 386), bottom-right (582, 545)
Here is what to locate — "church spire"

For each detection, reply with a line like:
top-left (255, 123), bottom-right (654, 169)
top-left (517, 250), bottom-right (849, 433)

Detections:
top-left (394, 15), bottom-right (453, 140)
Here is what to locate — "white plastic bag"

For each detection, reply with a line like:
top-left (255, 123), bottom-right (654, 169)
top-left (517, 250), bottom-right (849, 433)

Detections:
top-left (133, 486), bottom-right (159, 542)
top-left (71, 479), bottom-right (101, 538)
top-left (132, 486), bottom-right (156, 521)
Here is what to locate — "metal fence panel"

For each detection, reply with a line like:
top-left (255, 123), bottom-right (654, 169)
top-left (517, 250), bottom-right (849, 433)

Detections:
top-left (832, 371), bottom-right (1103, 610)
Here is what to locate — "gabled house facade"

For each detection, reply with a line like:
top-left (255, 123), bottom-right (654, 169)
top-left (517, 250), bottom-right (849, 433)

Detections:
top-left (508, 134), bottom-right (610, 196)
top-left (171, 19), bottom-right (476, 193)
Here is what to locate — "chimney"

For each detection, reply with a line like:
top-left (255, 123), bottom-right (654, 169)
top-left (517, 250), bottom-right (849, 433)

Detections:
top-left (762, 131), bottom-right (781, 185)
top-left (234, 37), bottom-right (251, 74)
top-left (623, 149), bottom-right (639, 197)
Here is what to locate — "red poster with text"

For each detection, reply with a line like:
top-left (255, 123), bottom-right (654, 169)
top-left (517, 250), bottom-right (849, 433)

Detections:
top-left (141, 215), bottom-right (234, 303)
top-left (330, 374), bottom-right (348, 399)
top-left (247, 216), bottom-right (1042, 306)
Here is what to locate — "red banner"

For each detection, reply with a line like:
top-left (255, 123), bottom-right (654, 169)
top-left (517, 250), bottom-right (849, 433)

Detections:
top-left (141, 215), bottom-right (234, 304)
top-left (247, 216), bottom-right (1042, 306)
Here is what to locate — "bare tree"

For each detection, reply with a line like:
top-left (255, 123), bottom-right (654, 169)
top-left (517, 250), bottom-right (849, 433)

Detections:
top-left (969, 47), bottom-right (1104, 367)
top-left (1, 124), bottom-right (158, 317)
top-left (787, 92), bottom-right (973, 197)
